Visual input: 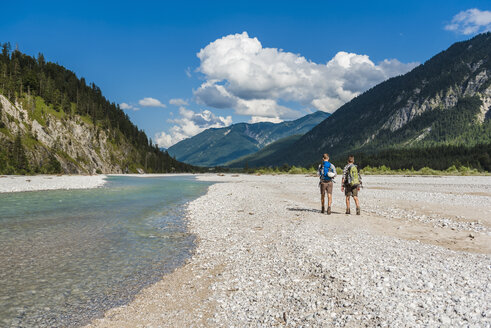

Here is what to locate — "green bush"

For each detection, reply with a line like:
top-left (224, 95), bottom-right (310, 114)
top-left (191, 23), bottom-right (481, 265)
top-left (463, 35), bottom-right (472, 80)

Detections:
top-left (445, 165), bottom-right (459, 174)
top-left (288, 166), bottom-right (304, 174)
top-left (457, 165), bottom-right (479, 175)
top-left (420, 167), bottom-right (439, 175)
top-left (360, 165), bottom-right (487, 176)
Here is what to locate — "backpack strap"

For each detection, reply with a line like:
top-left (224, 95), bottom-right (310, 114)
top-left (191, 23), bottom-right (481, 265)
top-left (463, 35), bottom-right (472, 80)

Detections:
top-left (345, 163), bottom-right (352, 178)
top-left (343, 163), bottom-right (352, 184)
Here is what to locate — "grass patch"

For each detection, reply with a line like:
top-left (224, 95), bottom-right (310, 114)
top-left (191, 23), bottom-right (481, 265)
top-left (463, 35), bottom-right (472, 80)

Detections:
top-left (80, 115), bottom-right (93, 126)
top-left (22, 135), bottom-right (41, 149)
top-left (35, 97), bottom-right (66, 120)
top-left (75, 154), bottom-right (90, 166)
top-left (0, 127), bottom-right (12, 138)
top-left (5, 112), bottom-right (17, 124)
top-left (56, 149), bottom-right (78, 167)
top-left (29, 102), bottom-right (47, 126)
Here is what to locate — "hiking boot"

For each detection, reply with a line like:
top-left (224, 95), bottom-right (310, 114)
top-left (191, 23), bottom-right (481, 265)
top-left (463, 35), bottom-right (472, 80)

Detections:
top-left (321, 206), bottom-right (325, 214)
top-left (327, 207), bottom-right (331, 215)
top-left (356, 207), bottom-right (361, 215)
top-left (345, 208), bottom-right (350, 215)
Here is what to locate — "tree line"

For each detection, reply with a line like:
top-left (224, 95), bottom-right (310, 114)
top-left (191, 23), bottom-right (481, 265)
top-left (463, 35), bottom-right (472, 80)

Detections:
top-left (352, 143), bottom-right (491, 172)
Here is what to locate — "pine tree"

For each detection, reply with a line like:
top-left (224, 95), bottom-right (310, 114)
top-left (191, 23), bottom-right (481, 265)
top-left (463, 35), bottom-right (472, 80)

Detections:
top-left (12, 131), bottom-right (29, 173)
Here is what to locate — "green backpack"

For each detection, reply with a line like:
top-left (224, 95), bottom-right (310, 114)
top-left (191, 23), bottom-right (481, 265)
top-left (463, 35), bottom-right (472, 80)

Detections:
top-left (347, 165), bottom-right (360, 187)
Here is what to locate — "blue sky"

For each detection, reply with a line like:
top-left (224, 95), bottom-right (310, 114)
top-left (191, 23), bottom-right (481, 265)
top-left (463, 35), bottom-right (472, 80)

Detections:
top-left (2, 1), bottom-right (491, 147)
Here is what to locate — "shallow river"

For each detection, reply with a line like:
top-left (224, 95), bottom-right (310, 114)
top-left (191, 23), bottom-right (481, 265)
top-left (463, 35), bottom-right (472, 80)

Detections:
top-left (0, 175), bottom-right (211, 327)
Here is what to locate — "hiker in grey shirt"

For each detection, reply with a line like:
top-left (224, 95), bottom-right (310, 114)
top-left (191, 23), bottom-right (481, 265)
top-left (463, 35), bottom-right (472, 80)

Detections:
top-left (341, 155), bottom-right (362, 215)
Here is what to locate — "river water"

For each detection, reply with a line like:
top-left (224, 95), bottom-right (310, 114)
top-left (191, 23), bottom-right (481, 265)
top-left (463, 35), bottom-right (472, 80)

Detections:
top-left (0, 175), bottom-right (211, 327)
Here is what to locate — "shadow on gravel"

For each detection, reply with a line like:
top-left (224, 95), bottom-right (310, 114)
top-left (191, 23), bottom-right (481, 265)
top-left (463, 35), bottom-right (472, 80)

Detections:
top-left (287, 207), bottom-right (345, 215)
top-left (287, 207), bottom-right (320, 213)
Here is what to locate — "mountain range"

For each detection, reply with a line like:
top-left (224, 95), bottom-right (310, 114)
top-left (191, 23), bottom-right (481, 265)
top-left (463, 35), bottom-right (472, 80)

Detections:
top-left (2, 33), bottom-right (490, 174)
top-left (167, 111), bottom-right (329, 167)
top-left (230, 32), bottom-right (491, 171)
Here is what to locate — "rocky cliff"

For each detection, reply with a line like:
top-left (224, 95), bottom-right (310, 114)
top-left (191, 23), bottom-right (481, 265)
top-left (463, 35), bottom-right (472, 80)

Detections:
top-left (0, 94), bottom-right (139, 174)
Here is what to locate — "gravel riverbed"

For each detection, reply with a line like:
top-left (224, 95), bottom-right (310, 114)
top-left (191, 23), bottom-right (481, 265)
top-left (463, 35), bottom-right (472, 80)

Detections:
top-left (88, 174), bottom-right (491, 327)
top-left (0, 175), bottom-right (107, 193)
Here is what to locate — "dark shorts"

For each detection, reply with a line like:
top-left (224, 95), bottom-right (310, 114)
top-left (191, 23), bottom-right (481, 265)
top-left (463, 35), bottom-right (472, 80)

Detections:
top-left (345, 184), bottom-right (359, 197)
top-left (320, 180), bottom-right (333, 196)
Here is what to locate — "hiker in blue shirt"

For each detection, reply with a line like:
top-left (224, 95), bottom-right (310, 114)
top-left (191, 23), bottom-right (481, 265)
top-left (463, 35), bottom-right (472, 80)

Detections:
top-left (318, 153), bottom-right (336, 214)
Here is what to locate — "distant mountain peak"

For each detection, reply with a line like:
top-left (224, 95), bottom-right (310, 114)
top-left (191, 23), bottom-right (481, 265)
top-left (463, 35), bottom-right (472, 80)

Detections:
top-left (167, 111), bottom-right (330, 167)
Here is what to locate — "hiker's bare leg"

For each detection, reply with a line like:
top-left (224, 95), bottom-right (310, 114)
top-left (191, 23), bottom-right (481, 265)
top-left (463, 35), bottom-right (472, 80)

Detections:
top-left (327, 194), bottom-right (332, 207)
top-left (353, 196), bottom-right (360, 208)
top-left (321, 195), bottom-right (325, 208)
top-left (345, 196), bottom-right (350, 209)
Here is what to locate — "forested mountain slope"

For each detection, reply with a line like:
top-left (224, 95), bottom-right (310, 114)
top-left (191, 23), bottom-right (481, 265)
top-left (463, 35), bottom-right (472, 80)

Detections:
top-left (0, 44), bottom-right (196, 174)
top-left (240, 33), bottom-right (491, 170)
top-left (226, 134), bottom-right (303, 168)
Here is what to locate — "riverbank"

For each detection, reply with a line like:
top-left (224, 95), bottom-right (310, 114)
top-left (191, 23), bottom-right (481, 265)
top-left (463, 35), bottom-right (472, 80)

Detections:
top-left (0, 174), bottom-right (202, 193)
top-left (87, 174), bottom-right (491, 327)
top-left (0, 175), bottom-right (107, 193)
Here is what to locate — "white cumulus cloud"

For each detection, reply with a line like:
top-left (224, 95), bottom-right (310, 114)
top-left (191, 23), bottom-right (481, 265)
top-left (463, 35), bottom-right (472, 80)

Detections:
top-left (445, 8), bottom-right (491, 35)
top-left (120, 102), bottom-right (139, 111)
top-left (194, 32), bottom-right (418, 118)
top-left (249, 116), bottom-right (284, 124)
top-left (138, 97), bottom-right (167, 108)
top-left (154, 107), bottom-right (232, 148)
top-left (169, 98), bottom-right (189, 106)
